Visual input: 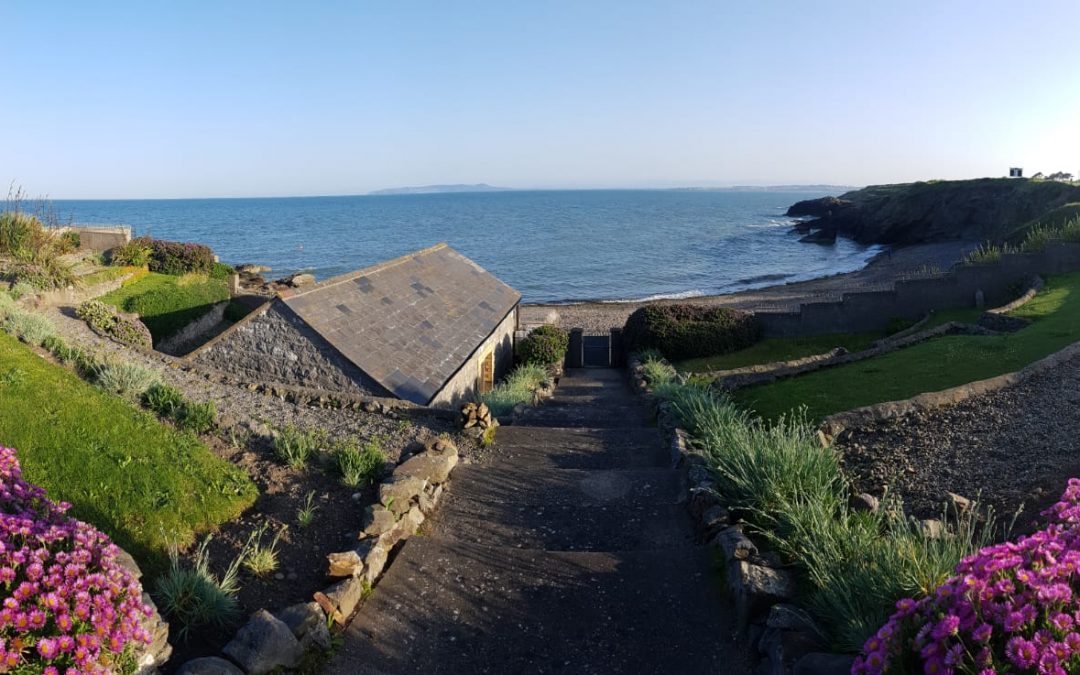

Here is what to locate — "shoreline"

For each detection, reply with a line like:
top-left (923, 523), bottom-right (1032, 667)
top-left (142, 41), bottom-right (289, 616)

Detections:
top-left (520, 241), bottom-right (977, 332)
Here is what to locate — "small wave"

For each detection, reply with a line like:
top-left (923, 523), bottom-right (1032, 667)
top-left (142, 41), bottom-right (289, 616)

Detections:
top-left (598, 289), bottom-right (705, 304)
top-left (735, 273), bottom-right (794, 286)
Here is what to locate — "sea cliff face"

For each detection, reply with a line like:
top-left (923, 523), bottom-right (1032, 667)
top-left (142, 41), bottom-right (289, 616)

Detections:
top-left (788, 178), bottom-right (1080, 246)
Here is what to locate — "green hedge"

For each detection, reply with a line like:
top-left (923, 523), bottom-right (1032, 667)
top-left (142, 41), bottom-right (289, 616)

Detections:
top-left (623, 303), bottom-right (761, 360)
top-left (518, 325), bottom-right (569, 366)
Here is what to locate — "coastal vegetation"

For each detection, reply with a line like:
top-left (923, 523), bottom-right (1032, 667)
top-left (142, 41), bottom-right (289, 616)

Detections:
top-left (517, 324), bottom-right (569, 366)
top-left (623, 303), bottom-right (761, 360)
top-left (0, 209), bottom-right (79, 290)
top-left (0, 328), bottom-right (255, 570)
top-left (639, 353), bottom-right (992, 652)
top-left (734, 270), bottom-right (1080, 421)
top-left (97, 271), bottom-right (230, 345)
top-left (480, 363), bottom-right (550, 417)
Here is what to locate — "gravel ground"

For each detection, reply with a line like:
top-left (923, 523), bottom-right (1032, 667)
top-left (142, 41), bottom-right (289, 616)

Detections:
top-left (836, 350), bottom-right (1080, 526)
top-left (521, 241), bottom-right (974, 332)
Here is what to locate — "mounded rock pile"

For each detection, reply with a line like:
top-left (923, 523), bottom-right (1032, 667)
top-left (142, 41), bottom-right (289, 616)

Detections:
top-left (459, 402), bottom-right (497, 436)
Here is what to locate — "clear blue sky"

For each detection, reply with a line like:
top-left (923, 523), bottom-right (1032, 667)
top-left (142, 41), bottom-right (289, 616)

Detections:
top-left (3, 1), bottom-right (1079, 199)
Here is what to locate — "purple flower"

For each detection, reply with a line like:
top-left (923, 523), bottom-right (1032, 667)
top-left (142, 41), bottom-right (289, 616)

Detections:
top-left (1007, 636), bottom-right (1038, 669)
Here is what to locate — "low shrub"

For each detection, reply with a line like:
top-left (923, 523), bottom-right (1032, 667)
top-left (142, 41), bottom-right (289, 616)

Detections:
top-left (273, 425), bottom-right (326, 470)
top-left (155, 535), bottom-right (243, 641)
top-left (0, 445), bottom-right (153, 671)
top-left (137, 237), bottom-right (215, 275)
top-left (335, 437), bottom-right (386, 487)
top-left (2, 307), bottom-right (57, 346)
top-left (143, 383), bottom-right (186, 419)
top-left (480, 363), bottom-right (549, 417)
top-left (77, 299), bottom-right (154, 350)
top-left (518, 324), bottom-right (569, 366)
top-left (856, 479), bottom-right (1080, 674)
top-left (93, 361), bottom-right (162, 399)
top-left (0, 211), bottom-right (77, 289)
top-left (110, 239), bottom-right (153, 267)
top-left (209, 262), bottom-right (235, 279)
top-left (964, 241), bottom-right (1016, 265)
top-left (641, 356), bottom-right (677, 387)
top-left (8, 280), bottom-right (36, 300)
top-left (57, 229), bottom-right (81, 253)
top-left (178, 399), bottom-right (216, 434)
top-left (623, 304), bottom-right (762, 360)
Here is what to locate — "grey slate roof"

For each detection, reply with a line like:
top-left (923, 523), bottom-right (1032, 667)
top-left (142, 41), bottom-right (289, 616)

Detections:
top-left (279, 244), bottom-right (520, 405)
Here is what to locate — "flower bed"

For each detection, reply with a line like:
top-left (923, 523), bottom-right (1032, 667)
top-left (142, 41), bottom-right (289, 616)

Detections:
top-left (0, 445), bottom-right (154, 673)
top-left (857, 478), bottom-right (1080, 674)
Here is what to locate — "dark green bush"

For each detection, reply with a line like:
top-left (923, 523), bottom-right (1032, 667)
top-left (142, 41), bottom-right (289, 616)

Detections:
top-left (144, 237), bottom-right (215, 275)
top-left (58, 230), bottom-right (81, 253)
top-left (622, 304), bottom-right (762, 360)
top-left (209, 262), bottom-right (235, 279)
top-left (517, 325), bottom-right (569, 366)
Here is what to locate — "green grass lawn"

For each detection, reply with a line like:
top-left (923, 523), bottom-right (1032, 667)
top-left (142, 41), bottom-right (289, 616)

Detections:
top-left (735, 271), bottom-right (1080, 422)
top-left (98, 272), bottom-right (229, 344)
top-left (676, 332), bottom-right (881, 373)
top-left (0, 332), bottom-right (256, 571)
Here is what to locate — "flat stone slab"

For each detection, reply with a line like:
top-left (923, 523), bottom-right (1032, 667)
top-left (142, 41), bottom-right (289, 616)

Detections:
top-left (448, 465), bottom-right (686, 506)
top-left (328, 538), bottom-right (748, 674)
top-left (429, 494), bottom-right (697, 551)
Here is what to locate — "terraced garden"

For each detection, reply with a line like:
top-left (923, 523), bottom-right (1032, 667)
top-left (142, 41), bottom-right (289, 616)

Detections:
top-left (734, 271), bottom-right (1080, 421)
top-left (98, 271), bottom-right (230, 345)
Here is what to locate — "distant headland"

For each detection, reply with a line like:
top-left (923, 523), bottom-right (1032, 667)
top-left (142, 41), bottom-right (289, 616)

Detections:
top-left (368, 183), bottom-right (513, 196)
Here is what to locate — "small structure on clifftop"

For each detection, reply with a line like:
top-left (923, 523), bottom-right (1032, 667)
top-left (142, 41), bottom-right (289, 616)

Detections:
top-left (187, 243), bottom-right (520, 408)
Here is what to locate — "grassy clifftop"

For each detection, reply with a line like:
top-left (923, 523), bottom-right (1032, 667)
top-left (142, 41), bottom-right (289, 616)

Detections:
top-left (789, 178), bottom-right (1080, 246)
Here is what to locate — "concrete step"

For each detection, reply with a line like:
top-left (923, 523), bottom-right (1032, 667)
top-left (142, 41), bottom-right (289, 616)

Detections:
top-left (448, 465), bottom-right (686, 507)
top-left (490, 427), bottom-right (669, 469)
top-left (427, 495), bottom-right (697, 551)
top-left (329, 538), bottom-right (748, 675)
top-left (515, 405), bottom-right (649, 428)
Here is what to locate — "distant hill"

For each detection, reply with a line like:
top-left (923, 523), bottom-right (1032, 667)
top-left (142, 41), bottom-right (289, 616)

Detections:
top-left (369, 184), bottom-right (512, 196)
top-left (787, 178), bottom-right (1080, 246)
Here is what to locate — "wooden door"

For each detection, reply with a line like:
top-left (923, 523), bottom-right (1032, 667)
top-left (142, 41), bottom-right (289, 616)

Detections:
top-left (478, 349), bottom-right (495, 393)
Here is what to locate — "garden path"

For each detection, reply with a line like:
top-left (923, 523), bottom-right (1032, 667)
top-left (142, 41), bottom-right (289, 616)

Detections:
top-left (328, 368), bottom-right (748, 674)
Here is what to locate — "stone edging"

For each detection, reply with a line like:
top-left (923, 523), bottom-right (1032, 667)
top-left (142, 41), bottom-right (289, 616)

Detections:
top-left (819, 337), bottom-right (1080, 443)
top-left (986, 275), bottom-right (1044, 315)
top-left (707, 321), bottom-right (998, 392)
top-left (170, 437), bottom-right (461, 675)
top-left (627, 356), bottom-right (854, 675)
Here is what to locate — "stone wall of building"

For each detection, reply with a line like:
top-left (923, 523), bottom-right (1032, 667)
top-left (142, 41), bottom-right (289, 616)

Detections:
top-left (186, 299), bottom-right (389, 397)
top-left (757, 242), bottom-right (1080, 337)
top-left (430, 307), bottom-right (518, 409)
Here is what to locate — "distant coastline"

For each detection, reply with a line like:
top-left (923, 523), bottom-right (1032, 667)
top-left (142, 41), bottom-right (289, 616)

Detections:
top-left (368, 183), bottom-right (512, 196)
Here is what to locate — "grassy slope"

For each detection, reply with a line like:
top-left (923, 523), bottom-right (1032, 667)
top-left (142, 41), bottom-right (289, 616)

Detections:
top-left (0, 332), bottom-right (255, 570)
top-left (735, 271), bottom-right (1080, 421)
top-left (98, 272), bottom-right (229, 344)
top-left (676, 332), bottom-right (881, 373)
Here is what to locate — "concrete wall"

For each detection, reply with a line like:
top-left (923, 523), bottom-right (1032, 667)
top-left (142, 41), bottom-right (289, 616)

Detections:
top-left (186, 299), bottom-right (389, 397)
top-left (56, 225), bottom-right (131, 251)
top-left (430, 307), bottom-right (518, 409)
top-left (757, 242), bottom-right (1080, 337)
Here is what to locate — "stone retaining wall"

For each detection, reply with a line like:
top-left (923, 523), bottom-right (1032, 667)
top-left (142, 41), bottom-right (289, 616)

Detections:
top-left (171, 437), bottom-right (461, 675)
top-left (756, 242), bottom-right (1080, 336)
top-left (157, 301), bottom-right (229, 355)
top-left (55, 225), bottom-right (131, 251)
top-left (627, 357), bottom-right (853, 675)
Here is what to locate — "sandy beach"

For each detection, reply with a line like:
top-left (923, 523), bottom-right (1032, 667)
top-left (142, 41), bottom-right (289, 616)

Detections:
top-left (520, 241), bottom-right (976, 332)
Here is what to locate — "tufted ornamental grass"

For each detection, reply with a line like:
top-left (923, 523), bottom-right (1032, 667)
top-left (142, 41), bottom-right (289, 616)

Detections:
top-left (1, 305), bottom-right (57, 346)
top-left (273, 424), bottom-right (326, 470)
top-left (639, 355), bottom-right (677, 387)
top-left (0, 330), bottom-right (256, 575)
top-left (659, 383), bottom-right (992, 653)
top-left (480, 363), bottom-right (549, 417)
top-left (93, 361), bottom-right (162, 400)
top-left (334, 436), bottom-right (386, 487)
top-left (155, 535), bottom-right (244, 641)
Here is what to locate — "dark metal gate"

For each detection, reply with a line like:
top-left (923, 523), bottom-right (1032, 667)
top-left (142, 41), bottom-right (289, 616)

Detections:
top-left (582, 335), bottom-right (611, 368)
top-left (566, 328), bottom-right (625, 369)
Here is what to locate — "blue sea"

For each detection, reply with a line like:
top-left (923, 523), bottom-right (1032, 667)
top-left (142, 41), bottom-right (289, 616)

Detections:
top-left (52, 190), bottom-right (876, 304)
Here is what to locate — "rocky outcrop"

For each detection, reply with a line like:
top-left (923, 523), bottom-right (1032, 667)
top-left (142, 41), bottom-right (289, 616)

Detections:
top-left (787, 178), bottom-right (1080, 247)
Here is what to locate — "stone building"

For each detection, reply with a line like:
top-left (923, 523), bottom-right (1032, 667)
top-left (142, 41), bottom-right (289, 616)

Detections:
top-left (188, 244), bottom-right (520, 408)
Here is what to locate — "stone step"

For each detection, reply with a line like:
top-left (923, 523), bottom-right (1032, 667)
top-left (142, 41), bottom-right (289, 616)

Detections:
top-left (490, 427), bottom-right (669, 469)
top-left (448, 465), bottom-right (686, 507)
top-left (328, 538), bottom-right (748, 674)
top-left (427, 494), bottom-right (697, 551)
top-left (515, 405), bottom-right (649, 428)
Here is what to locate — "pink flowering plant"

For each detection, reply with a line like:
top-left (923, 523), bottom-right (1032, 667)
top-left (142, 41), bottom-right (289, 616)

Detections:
top-left (0, 446), bottom-right (152, 673)
top-left (855, 478), bottom-right (1080, 674)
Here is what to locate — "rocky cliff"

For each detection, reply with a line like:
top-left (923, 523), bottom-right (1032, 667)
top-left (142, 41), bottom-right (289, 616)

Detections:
top-left (788, 179), bottom-right (1080, 246)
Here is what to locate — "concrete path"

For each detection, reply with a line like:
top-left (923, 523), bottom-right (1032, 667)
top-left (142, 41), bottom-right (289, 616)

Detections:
top-left (328, 369), bottom-right (749, 674)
